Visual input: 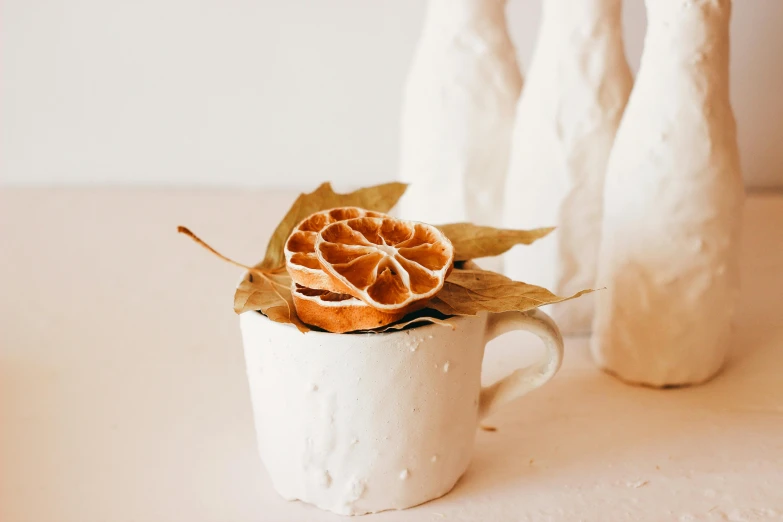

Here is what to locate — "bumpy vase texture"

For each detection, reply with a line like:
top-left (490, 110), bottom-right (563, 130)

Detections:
top-left (591, 0), bottom-right (744, 387)
top-left (399, 0), bottom-right (522, 272)
top-left (504, 0), bottom-right (633, 334)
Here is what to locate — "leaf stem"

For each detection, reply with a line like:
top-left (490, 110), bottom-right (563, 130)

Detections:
top-left (176, 226), bottom-right (289, 292)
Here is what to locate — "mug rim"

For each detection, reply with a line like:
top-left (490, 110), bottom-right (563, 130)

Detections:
top-left (241, 308), bottom-right (474, 337)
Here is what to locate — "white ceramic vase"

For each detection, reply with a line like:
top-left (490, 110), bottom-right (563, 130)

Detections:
top-left (591, 0), bottom-right (744, 387)
top-left (399, 0), bottom-right (522, 249)
top-left (503, 0), bottom-right (632, 334)
top-left (240, 308), bottom-right (563, 515)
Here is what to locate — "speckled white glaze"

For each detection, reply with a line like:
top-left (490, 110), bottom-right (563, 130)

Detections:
top-left (239, 309), bottom-right (563, 515)
top-left (591, 0), bottom-right (744, 387)
top-left (504, 0), bottom-right (633, 334)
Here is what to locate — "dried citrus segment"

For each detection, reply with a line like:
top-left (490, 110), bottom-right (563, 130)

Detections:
top-left (291, 284), bottom-right (408, 333)
top-left (315, 217), bottom-right (454, 312)
top-left (284, 207), bottom-right (386, 292)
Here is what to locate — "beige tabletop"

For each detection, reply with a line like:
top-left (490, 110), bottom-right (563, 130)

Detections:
top-left (1, 188), bottom-right (782, 522)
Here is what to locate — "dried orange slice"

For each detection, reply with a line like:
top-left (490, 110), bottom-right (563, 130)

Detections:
top-left (284, 207), bottom-right (386, 292)
top-left (315, 216), bottom-right (454, 312)
top-left (291, 284), bottom-right (409, 333)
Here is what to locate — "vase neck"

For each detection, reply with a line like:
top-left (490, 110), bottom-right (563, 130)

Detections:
top-left (645, 0), bottom-right (731, 52)
top-left (642, 0), bottom-right (731, 77)
top-left (539, 0), bottom-right (624, 32)
top-left (423, 0), bottom-right (509, 35)
top-left (634, 0), bottom-right (732, 110)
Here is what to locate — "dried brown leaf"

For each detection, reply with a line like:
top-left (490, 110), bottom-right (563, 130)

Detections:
top-left (437, 223), bottom-right (554, 261)
top-left (179, 183), bottom-right (594, 334)
top-left (428, 267), bottom-right (594, 316)
top-left (233, 270), bottom-right (310, 332)
top-left (258, 182), bottom-right (408, 270)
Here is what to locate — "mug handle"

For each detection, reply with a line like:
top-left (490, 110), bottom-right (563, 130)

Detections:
top-left (478, 309), bottom-right (565, 420)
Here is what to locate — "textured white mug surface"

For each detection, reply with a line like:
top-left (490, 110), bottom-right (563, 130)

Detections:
top-left (239, 306), bottom-right (563, 515)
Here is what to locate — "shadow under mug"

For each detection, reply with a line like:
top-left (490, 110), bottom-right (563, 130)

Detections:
top-left (239, 305), bottom-right (564, 516)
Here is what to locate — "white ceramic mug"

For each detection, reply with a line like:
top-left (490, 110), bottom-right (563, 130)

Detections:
top-left (240, 308), bottom-right (564, 516)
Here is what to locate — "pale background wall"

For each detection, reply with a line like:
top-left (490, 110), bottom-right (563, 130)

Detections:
top-left (1, 0), bottom-right (781, 189)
